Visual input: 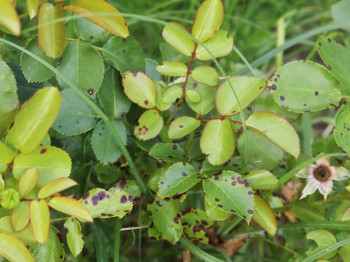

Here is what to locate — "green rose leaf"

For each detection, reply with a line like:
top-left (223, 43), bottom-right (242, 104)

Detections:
top-left (11, 202), bottom-right (30, 232)
top-left (74, 18), bottom-right (106, 42)
top-left (246, 170), bottom-right (279, 190)
top-left (38, 3), bottom-right (66, 58)
top-left (181, 209), bottom-right (213, 244)
top-left (216, 76), bottom-right (267, 116)
top-left (334, 103), bottom-right (350, 154)
top-left (332, 0), bottom-right (350, 29)
top-left (27, 0), bottom-right (39, 19)
top-left (168, 116), bottom-right (201, 140)
top-left (56, 42), bottom-right (104, 92)
top-left (270, 60), bottom-right (342, 113)
top-left (203, 170), bottom-right (255, 222)
top-left (0, 233), bottom-right (34, 262)
top-left (162, 22), bottom-right (195, 56)
top-left (306, 230), bottom-right (338, 259)
top-left (0, 141), bottom-right (15, 173)
top-left (64, 219), bottom-right (84, 257)
top-left (185, 80), bottom-right (216, 115)
top-left (0, 61), bottom-right (18, 114)
top-left (13, 146), bottom-right (72, 188)
top-left (147, 198), bottom-right (183, 244)
top-left (91, 121), bottom-right (127, 165)
top-left (186, 89), bottom-right (202, 103)
top-left (191, 66), bottom-right (219, 86)
top-left (20, 38), bottom-right (57, 83)
top-left (253, 195), bottom-right (277, 235)
top-left (162, 86), bottom-right (183, 104)
top-left (159, 162), bottom-right (200, 197)
top-left (0, 216), bottom-right (36, 246)
top-left (156, 61), bottom-right (188, 77)
top-left (200, 119), bottom-right (235, 165)
top-left (149, 143), bottom-right (186, 162)
top-left (135, 109), bottom-right (164, 140)
top-left (30, 200), bottom-right (50, 244)
top-left (81, 187), bottom-right (133, 219)
top-left (103, 36), bottom-right (145, 73)
top-left (122, 71), bottom-right (157, 109)
top-left (246, 112), bottom-right (300, 158)
top-left (204, 197), bottom-right (231, 221)
top-left (7, 87), bottom-right (61, 154)
top-left (0, 109), bottom-right (17, 138)
top-left (155, 82), bottom-right (173, 111)
top-left (53, 89), bottom-right (96, 136)
top-left (0, 0), bottom-right (20, 36)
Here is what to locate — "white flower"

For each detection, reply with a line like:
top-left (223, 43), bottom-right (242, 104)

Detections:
top-left (297, 157), bottom-right (350, 200)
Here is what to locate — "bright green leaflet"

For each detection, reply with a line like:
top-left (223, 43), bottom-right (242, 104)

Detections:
top-left (156, 61), bottom-right (187, 77)
top-left (81, 187), bottom-right (133, 219)
top-left (334, 103), bottom-right (350, 154)
top-left (0, 216), bottom-right (36, 246)
top-left (168, 116), bottom-right (201, 139)
top-left (52, 88), bottom-right (96, 136)
top-left (64, 218), bottom-right (84, 257)
top-left (7, 87), bottom-right (61, 154)
top-left (162, 86), bottom-right (182, 103)
top-left (20, 38), bottom-right (57, 83)
top-left (0, 0), bottom-right (20, 36)
top-left (318, 36), bottom-right (350, 95)
top-left (0, 61), bottom-right (18, 114)
top-left (134, 109), bottom-right (164, 140)
top-left (200, 119), bottom-right (235, 165)
top-left (74, 17), bottom-right (106, 42)
top-left (200, 158), bottom-right (247, 176)
top-left (216, 76), bottom-right (266, 116)
top-left (246, 170), bottom-right (279, 190)
top-left (155, 82), bottom-right (172, 111)
top-left (0, 141), bottom-right (15, 173)
top-left (13, 146), bottom-right (72, 188)
top-left (56, 41), bottom-right (104, 92)
top-left (270, 60), bottom-right (342, 113)
top-left (162, 22), bottom-right (195, 56)
top-left (98, 68), bottom-right (131, 119)
top-left (31, 226), bottom-right (65, 262)
top-left (237, 130), bottom-right (284, 170)
top-left (12, 202), bottom-right (30, 232)
top-left (253, 195), bottom-right (277, 235)
top-left (147, 198), bottom-right (183, 244)
top-left (0, 233), bottom-right (34, 262)
top-left (192, 0), bottom-right (224, 42)
top-left (149, 143), bottom-right (186, 163)
top-left (306, 230), bottom-right (338, 259)
top-left (191, 66), bottom-right (219, 86)
top-left (186, 89), bottom-right (202, 103)
top-left (122, 71), bottom-right (157, 109)
top-left (204, 197), bottom-right (231, 221)
top-left (91, 121), bottom-right (127, 165)
top-left (185, 80), bottom-right (216, 115)
top-left (181, 209), bottom-right (213, 244)
top-left (159, 162), bottom-right (201, 197)
top-left (246, 112), bottom-right (300, 158)
top-left (103, 36), bottom-right (145, 73)
top-left (203, 170), bottom-right (254, 221)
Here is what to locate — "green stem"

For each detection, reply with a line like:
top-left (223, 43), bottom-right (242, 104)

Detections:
top-left (180, 238), bottom-right (225, 262)
top-left (113, 219), bottom-right (122, 262)
top-left (0, 37), bottom-right (153, 202)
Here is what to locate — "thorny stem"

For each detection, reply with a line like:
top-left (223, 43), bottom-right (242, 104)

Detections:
top-left (166, 44), bottom-right (198, 125)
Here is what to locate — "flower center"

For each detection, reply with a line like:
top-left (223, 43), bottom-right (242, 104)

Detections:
top-left (313, 165), bottom-right (331, 182)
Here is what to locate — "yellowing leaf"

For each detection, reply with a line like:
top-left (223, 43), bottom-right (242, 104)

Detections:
top-left (134, 109), bottom-right (164, 140)
top-left (18, 168), bottom-right (39, 197)
top-left (11, 202), bottom-right (30, 232)
top-left (0, 0), bottom-right (20, 36)
top-left (0, 141), bottom-right (16, 173)
top-left (0, 233), bottom-right (34, 262)
top-left (64, 219), bottom-right (84, 257)
top-left (26, 0), bottom-right (39, 19)
top-left (122, 71), bottom-right (157, 109)
top-left (162, 22), bottom-right (195, 56)
top-left (7, 87), bottom-right (62, 154)
top-left (30, 200), bottom-right (50, 244)
top-left (38, 178), bottom-right (77, 199)
top-left (191, 66), bottom-right (219, 86)
top-left (49, 196), bottom-right (93, 222)
top-left (156, 61), bottom-right (188, 77)
top-left (253, 195), bottom-right (277, 235)
top-left (38, 3), bottom-right (66, 58)
top-left (64, 0), bottom-right (129, 38)
top-left (0, 216), bottom-right (36, 246)
top-left (192, 0), bottom-right (224, 42)
top-left (168, 116), bottom-right (201, 140)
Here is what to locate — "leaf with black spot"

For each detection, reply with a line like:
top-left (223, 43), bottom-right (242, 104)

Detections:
top-left (149, 143), bottom-right (185, 163)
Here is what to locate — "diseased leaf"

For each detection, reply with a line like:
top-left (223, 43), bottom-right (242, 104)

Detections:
top-left (192, 0), bottom-right (224, 42)
top-left (13, 146), bottom-right (72, 188)
top-left (91, 121), bottom-right (127, 164)
top-left (56, 42), bottom-right (104, 92)
top-left (270, 61), bottom-right (342, 113)
top-left (38, 3), bottom-right (66, 58)
top-left (253, 195), bottom-right (277, 235)
top-left (64, 219), bottom-right (84, 257)
top-left (11, 202), bottom-right (30, 232)
top-left (162, 22), bottom-right (195, 56)
top-left (122, 71), bottom-right (157, 109)
top-left (159, 162), bottom-right (200, 197)
top-left (49, 197), bottom-right (93, 222)
top-left (0, 0), bottom-right (20, 36)
top-left (134, 109), bottom-right (164, 140)
top-left (81, 187), bottom-right (133, 219)
top-left (216, 76), bottom-right (266, 116)
top-left (147, 198), bottom-right (183, 244)
top-left (155, 82), bottom-right (173, 111)
top-left (74, 17), bottom-right (106, 42)
top-left (191, 66), bottom-right (219, 86)
top-left (103, 36), bottom-right (145, 73)
top-left (203, 171), bottom-right (255, 222)
top-left (156, 61), bottom-right (188, 77)
top-left (185, 80), bottom-right (216, 115)
top-left (20, 38), bottom-right (57, 83)
top-left (195, 30), bottom-right (233, 60)
top-left (149, 143), bottom-right (186, 163)
top-left (0, 61), bottom-right (18, 115)
top-left (0, 233), bottom-right (34, 262)
top-left (7, 87), bottom-right (61, 154)
top-left (18, 168), bottom-right (39, 197)
top-left (181, 209), bottom-right (213, 244)
top-left (38, 178), bottom-right (78, 199)
top-left (200, 119), bottom-right (235, 165)
top-left (31, 226), bottom-right (65, 262)
top-left (204, 197), bottom-right (231, 221)
top-left (64, 0), bottom-right (129, 38)
top-left (168, 116), bottom-right (201, 139)
top-left (30, 200), bottom-right (50, 244)
top-left (334, 103), bottom-right (350, 154)
top-left (53, 89), bottom-right (96, 136)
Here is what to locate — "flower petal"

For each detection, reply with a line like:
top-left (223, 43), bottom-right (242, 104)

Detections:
top-left (316, 157), bottom-right (330, 167)
top-left (333, 167), bottom-right (350, 181)
top-left (319, 180), bottom-right (333, 200)
top-left (300, 179), bottom-right (320, 199)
